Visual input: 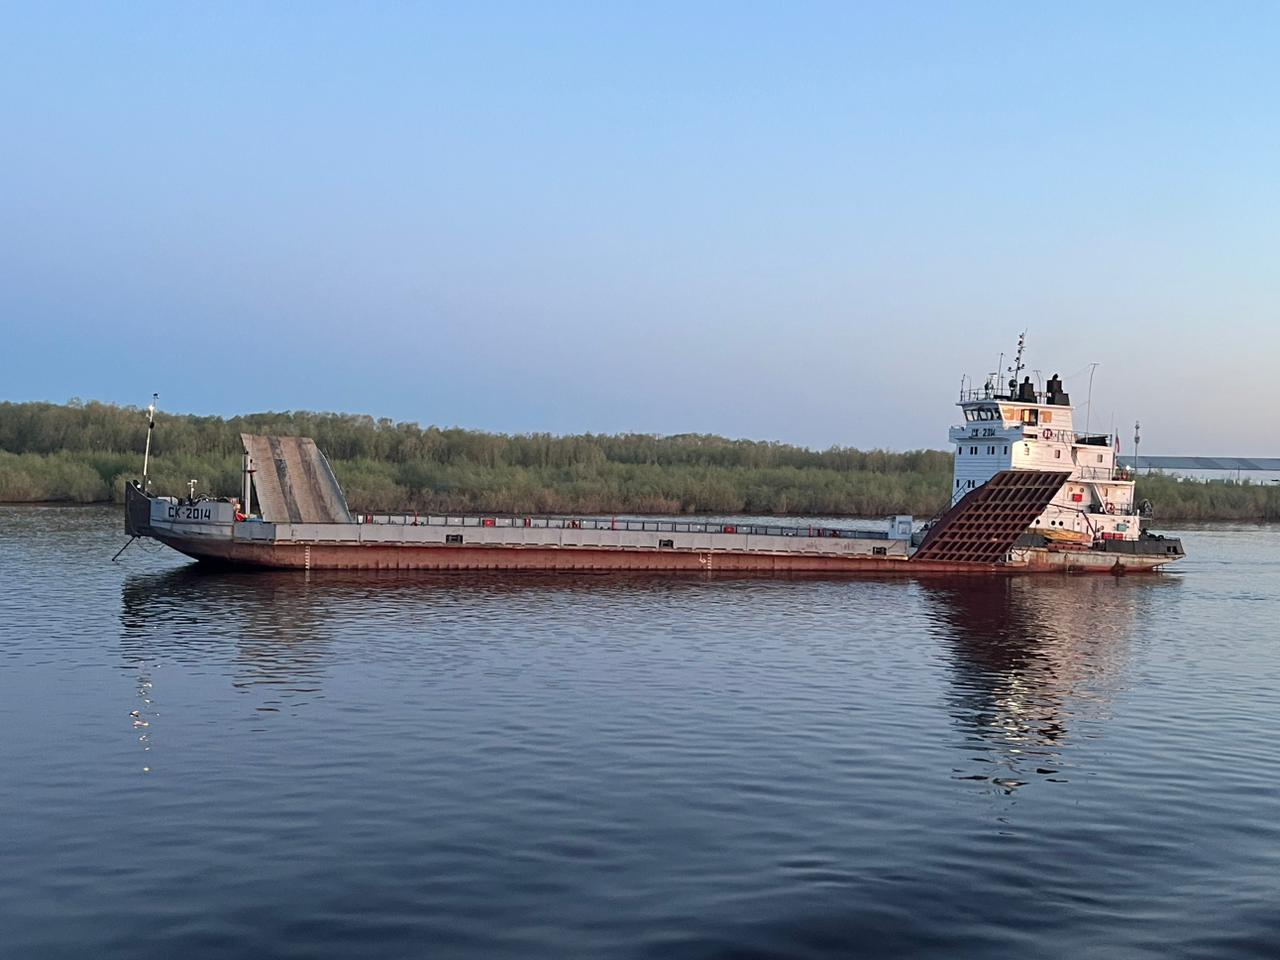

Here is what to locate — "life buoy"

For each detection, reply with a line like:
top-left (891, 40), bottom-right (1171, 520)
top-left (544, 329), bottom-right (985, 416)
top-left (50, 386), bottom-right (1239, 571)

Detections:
top-left (1105, 502), bottom-right (1116, 515)
top-left (1042, 428), bottom-right (1052, 439)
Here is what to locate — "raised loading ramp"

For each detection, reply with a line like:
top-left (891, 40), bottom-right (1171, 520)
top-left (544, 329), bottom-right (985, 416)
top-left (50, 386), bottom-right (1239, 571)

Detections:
top-left (241, 434), bottom-right (353, 525)
top-left (912, 470), bottom-right (1069, 564)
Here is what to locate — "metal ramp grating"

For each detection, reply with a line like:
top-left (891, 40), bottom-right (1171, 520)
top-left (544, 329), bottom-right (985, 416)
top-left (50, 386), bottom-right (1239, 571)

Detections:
top-left (912, 470), bottom-right (1069, 564)
top-left (241, 434), bottom-right (353, 525)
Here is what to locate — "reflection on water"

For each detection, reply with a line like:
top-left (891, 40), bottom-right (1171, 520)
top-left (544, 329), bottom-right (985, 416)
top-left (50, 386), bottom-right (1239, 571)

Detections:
top-left (131, 671), bottom-right (153, 773)
top-left (923, 576), bottom-right (1176, 790)
top-left (119, 568), bottom-right (336, 761)
top-left (119, 567), bottom-right (900, 702)
top-left (117, 564), bottom-right (1179, 795)
top-left (121, 567), bottom-right (333, 701)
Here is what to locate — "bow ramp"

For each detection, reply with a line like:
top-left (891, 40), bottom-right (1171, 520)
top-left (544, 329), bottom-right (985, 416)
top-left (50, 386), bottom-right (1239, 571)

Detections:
top-left (912, 470), bottom-right (1070, 564)
top-left (241, 434), bottom-right (353, 524)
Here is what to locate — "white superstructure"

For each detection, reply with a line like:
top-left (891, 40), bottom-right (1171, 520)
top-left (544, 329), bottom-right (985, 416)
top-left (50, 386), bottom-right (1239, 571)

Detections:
top-left (951, 343), bottom-right (1142, 544)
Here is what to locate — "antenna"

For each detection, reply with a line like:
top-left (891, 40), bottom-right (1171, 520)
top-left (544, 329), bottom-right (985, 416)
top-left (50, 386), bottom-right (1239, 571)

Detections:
top-left (1009, 331), bottom-right (1027, 379)
top-left (142, 393), bottom-right (158, 490)
top-left (1084, 362), bottom-right (1100, 433)
top-left (1134, 421), bottom-right (1141, 476)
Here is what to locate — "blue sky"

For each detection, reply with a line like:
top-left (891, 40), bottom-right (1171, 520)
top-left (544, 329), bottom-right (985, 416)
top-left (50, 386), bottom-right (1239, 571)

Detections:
top-left (2, 2), bottom-right (1277, 452)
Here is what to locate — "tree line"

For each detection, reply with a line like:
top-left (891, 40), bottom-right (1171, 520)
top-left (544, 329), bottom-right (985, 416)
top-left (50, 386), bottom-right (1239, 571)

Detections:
top-left (1, 399), bottom-right (1277, 520)
top-left (0, 400), bottom-right (952, 516)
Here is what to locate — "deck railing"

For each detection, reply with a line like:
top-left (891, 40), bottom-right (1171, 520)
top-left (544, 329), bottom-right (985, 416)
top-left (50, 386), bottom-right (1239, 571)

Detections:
top-left (958, 387), bottom-right (1072, 406)
top-left (1073, 465), bottom-right (1134, 481)
top-left (354, 514), bottom-right (893, 540)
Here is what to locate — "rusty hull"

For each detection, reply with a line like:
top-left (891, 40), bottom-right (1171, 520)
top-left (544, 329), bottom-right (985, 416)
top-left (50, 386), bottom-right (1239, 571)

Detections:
top-left (152, 533), bottom-right (1168, 575)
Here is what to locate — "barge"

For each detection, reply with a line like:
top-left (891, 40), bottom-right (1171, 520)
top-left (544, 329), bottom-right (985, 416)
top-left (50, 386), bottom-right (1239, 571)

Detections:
top-left (123, 349), bottom-right (1184, 574)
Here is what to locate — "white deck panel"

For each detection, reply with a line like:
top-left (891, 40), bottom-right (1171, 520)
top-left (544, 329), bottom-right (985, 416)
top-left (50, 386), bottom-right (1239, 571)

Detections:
top-left (235, 520), bottom-right (907, 557)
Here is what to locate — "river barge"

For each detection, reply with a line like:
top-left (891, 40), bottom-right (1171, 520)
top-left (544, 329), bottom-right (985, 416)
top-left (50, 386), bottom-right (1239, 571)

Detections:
top-left (123, 349), bottom-right (1184, 574)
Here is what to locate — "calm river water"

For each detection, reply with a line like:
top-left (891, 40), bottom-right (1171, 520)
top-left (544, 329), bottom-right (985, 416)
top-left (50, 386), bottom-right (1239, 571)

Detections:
top-left (2, 506), bottom-right (1278, 959)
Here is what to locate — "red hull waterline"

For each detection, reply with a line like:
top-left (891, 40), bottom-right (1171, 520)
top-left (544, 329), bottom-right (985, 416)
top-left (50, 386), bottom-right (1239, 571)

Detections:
top-left (154, 534), bottom-right (1168, 576)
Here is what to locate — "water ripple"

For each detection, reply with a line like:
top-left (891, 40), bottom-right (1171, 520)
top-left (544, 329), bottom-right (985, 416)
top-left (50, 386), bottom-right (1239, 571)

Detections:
top-left (2, 507), bottom-right (1280, 958)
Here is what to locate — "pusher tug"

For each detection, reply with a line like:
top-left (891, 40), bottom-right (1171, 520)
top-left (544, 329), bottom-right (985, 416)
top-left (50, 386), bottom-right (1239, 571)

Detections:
top-left (123, 344), bottom-right (1184, 574)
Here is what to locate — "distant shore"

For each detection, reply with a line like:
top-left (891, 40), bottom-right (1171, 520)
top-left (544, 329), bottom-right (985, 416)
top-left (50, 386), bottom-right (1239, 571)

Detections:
top-left (3, 400), bottom-right (1279, 523)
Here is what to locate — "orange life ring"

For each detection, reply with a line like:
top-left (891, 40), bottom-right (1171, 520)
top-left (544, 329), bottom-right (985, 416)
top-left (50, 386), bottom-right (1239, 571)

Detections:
top-left (1105, 502), bottom-right (1116, 514)
top-left (1042, 428), bottom-right (1052, 439)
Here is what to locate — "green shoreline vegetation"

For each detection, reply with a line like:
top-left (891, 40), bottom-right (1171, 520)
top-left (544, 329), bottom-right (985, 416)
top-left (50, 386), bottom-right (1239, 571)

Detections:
top-left (1, 400), bottom-right (1277, 522)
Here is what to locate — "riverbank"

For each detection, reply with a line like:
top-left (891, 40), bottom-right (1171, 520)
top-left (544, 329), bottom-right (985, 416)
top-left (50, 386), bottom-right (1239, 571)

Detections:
top-left (4, 401), bottom-right (1279, 522)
